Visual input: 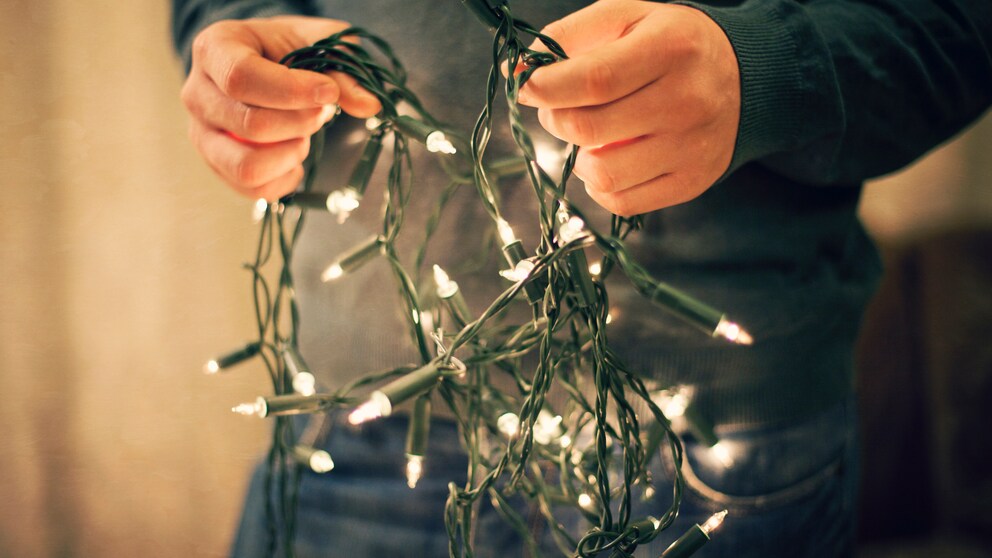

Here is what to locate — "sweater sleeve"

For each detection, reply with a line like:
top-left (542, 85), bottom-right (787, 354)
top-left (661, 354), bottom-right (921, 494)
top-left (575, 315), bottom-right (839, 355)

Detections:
top-left (680, 0), bottom-right (992, 185)
top-left (171, 0), bottom-right (315, 72)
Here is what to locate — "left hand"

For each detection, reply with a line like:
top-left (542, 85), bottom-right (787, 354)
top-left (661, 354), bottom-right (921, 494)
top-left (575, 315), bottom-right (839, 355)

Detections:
top-left (518, 0), bottom-right (740, 216)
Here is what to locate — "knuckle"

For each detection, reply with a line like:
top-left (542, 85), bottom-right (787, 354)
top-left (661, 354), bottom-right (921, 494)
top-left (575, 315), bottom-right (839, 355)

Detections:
top-left (579, 155), bottom-right (618, 193)
top-left (559, 108), bottom-right (599, 146)
top-left (220, 56), bottom-right (251, 99)
top-left (240, 105), bottom-right (267, 138)
top-left (232, 152), bottom-right (264, 186)
top-left (582, 62), bottom-right (616, 103)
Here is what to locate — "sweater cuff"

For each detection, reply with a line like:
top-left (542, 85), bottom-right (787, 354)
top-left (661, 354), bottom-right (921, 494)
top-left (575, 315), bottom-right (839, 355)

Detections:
top-left (674, 0), bottom-right (843, 176)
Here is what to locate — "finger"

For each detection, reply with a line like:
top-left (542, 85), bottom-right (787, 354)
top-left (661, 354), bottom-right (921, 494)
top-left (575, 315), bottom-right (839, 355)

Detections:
top-left (231, 165), bottom-right (306, 201)
top-left (572, 136), bottom-right (677, 194)
top-left (195, 30), bottom-right (342, 110)
top-left (183, 69), bottom-right (337, 143)
top-left (328, 70), bottom-right (382, 118)
top-left (191, 119), bottom-right (310, 189)
top-left (583, 171), bottom-right (703, 216)
top-left (536, 82), bottom-right (666, 146)
top-left (530, 0), bottom-right (648, 58)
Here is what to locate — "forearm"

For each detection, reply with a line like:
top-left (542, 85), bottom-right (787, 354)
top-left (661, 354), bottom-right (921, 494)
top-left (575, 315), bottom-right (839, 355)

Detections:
top-left (685, 0), bottom-right (992, 185)
top-left (171, 0), bottom-right (315, 70)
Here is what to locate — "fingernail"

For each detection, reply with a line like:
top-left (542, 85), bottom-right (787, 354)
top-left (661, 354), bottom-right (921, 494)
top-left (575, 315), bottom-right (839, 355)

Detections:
top-left (315, 83), bottom-right (339, 104)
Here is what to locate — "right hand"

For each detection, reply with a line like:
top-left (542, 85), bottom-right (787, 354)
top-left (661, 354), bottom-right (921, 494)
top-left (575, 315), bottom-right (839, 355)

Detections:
top-left (181, 16), bottom-right (382, 200)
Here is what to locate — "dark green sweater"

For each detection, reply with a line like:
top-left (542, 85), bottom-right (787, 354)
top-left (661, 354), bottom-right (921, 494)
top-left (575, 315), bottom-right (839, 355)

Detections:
top-left (173, 0), bottom-right (992, 427)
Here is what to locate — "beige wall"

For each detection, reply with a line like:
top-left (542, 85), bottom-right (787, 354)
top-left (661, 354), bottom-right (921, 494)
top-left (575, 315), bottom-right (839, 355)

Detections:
top-left (0, 0), bottom-right (989, 556)
top-left (1, 1), bottom-right (271, 556)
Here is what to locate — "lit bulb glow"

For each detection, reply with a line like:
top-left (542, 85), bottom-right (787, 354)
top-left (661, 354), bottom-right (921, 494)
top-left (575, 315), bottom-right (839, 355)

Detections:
top-left (588, 262), bottom-right (602, 276)
top-left (309, 450), bottom-right (335, 473)
top-left (710, 441), bottom-right (736, 468)
top-left (714, 317), bottom-right (753, 345)
top-left (365, 116), bottom-right (383, 130)
top-left (535, 142), bottom-right (567, 172)
top-left (559, 434), bottom-right (573, 448)
top-left (321, 263), bottom-right (344, 282)
top-left (654, 387), bottom-right (692, 419)
top-left (348, 391), bottom-right (392, 425)
top-left (203, 360), bottom-right (220, 375)
top-left (496, 218), bottom-right (517, 246)
top-left (499, 259), bottom-right (536, 283)
top-left (533, 410), bottom-right (564, 445)
top-left (292, 372), bottom-right (317, 397)
top-left (405, 455), bottom-right (424, 488)
top-left (578, 493), bottom-right (594, 510)
top-left (425, 131), bottom-right (457, 154)
top-left (497, 412), bottom-right (520, 438)
top-left (699, 510), bottom-right (728, 535)
top-left (326, 188), bottom-right (361, 224)
top-left (433, 264), bottom-right (459, 299)
top-left (251, 198), bottom-right (268, 223)
top-left (232, 397), bottom-right (266, 418)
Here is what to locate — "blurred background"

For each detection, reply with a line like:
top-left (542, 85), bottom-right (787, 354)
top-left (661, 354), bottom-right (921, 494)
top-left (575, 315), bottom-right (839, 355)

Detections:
top-left (0, 1), bottom-right (989, 556)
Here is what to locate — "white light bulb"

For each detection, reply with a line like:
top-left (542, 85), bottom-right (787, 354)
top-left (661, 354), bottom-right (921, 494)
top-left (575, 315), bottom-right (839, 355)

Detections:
top-left (533, 410), bottom-right (564, 445)
top-left (700, 510), bottom-right (728, 535)
top-left (251, 198), bottom-right (268, 223)
top-left (203, 360), bottom-right (220, 375)
top-left (425, 131), bottom-right (457, 154)
top-left (496, 218), bottom-right (517, 246)
top-left (405, 455), bottom-right (424, 488)
top-left (559, 434), bottom-right (573, 448)
top-left (326, 188), bottom-right (361, 224)
top-left (365, 116), bottom-right (383, 131)
top-left (655, 388), bottom-right (690, 419)
top-left (499, 259), bottom-right (536, 283)
top-left (309, 450), bottom-right (335, 473)
top-left (497, 412), bottom-right (520, 438)
top-left (588, 262), bottom-right (602, 276)
top-left (232, 397), bottom-right (266, 418)
top-left (715, 317), bottom-right (753, 345)
top-left (321, 263), bottom-right (344, 282)
top-left (348, 391), bottom-right (392, 425)
top-left (432, 264), bottom-right (459, 298)
top-left (292, 372), bottom-right (317, 397)
top-left (710, 441), bottom-right (736, 468)
top-left (578, 493), bottom-right (594, 510)
top-left (535, 142), bottom-right (566, 173)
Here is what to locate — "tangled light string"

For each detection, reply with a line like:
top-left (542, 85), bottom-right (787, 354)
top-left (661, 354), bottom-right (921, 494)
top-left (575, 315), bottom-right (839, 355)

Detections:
top-left (208, 2), bottom-right (749, 556)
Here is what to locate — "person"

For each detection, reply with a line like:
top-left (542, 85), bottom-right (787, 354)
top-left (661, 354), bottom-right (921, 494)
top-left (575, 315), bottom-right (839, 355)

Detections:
top-left (172, 1), bottom-right (992, 556)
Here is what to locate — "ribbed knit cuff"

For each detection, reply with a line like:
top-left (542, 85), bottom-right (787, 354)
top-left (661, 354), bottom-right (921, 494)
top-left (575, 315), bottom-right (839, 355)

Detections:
top-left (673, 0), bottom-right (843, 177)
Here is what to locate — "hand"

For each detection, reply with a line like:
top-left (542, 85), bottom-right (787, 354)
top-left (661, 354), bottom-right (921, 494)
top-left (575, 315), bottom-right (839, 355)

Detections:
top-left (181, 16), bottom-right (382, 200)
top-left (518, 0), bottom-right (740, 216)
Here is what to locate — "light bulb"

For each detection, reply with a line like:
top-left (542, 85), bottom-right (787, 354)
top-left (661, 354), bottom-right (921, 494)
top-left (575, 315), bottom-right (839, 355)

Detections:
top-left (232, 397), bottom-right (267, 418)
top-left (365, 116), bottom-right (383, 130)
top-left (204, 360), bottom-right (220, 374)
top-left (309, 450), bottom-right (335, 473)
top-left (588, 262), bottom-right (602, 276)
top-left (326, 188), bottom-right (361, 224)
top-left (425, 131), bottom-right (457, 154)
top-left (348, 391), bottom-right (392, 425)
top-left (710, 441), bottom-right (736, 467)
top-left (433, 264), bottom-right (459, 299)
top-left (321, 263), bottom-right (344, 282)
top-left (251, 198), bottom-right (268, 223)
top-left (496, 218), bottom-right (517, 246)
top-left (405, 455), bottom-right (424, 489)
top-left (555, 204), bottom-right (590, 244)
top-left (654, 386), bottom-right (692, 419)
top-left (578, 493), bottom-right (594, 510)
top-left (533, 410), bottom-right (564, 445)
top-left (714, 317), bottom-right (753, 345)
top-left (497, 412), bottom-right (520, 438)
top-left (205, 342), bottom-right (262, 374)
top-left (498, 259), bottom-right (536, 283)
top-left (699, 510), bottom-right (728, 535)
top-left (292, 372), bottom-right (317, 397)
top-left (535, 141), bottom-right (567, 173)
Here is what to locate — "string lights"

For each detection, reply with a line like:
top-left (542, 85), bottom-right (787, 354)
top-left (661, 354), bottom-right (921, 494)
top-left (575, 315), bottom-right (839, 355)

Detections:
top-left (206, 2), bottom-right (751, 555)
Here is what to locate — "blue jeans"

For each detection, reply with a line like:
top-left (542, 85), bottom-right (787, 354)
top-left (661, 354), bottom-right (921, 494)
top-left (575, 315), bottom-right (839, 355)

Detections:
top-left (231, 397), bottom-right (857, 557)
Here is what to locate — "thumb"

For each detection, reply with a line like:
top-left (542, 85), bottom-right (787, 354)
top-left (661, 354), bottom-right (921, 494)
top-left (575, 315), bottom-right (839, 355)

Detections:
top-left (529, 0), bottom-right (651, 57)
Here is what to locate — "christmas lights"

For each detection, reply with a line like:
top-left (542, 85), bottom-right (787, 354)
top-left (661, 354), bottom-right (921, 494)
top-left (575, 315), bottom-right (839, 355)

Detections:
top-left (659, 511), bottom-right (728, 558)
top-left (404, 395), bottom-right (431, 488)
top-left (203, 341), bottom-right (261, 374)
top-left (292, 445), bottom-right (335, 474)
top-left (320, 235), bottom-right (384, 282)
top-left (210, 11), bottom-right (759, 557)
